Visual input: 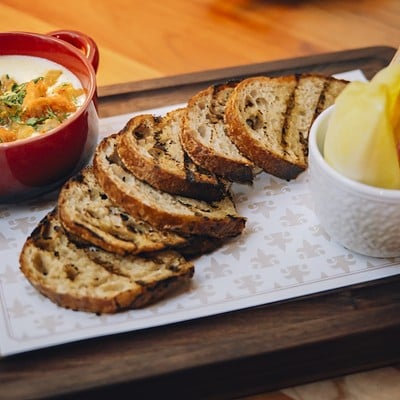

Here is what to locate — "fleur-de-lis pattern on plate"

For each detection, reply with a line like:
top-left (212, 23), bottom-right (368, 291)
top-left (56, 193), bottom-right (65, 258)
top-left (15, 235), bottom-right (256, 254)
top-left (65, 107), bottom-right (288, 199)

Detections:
top-left (0, 101), bottom-right (399, 357)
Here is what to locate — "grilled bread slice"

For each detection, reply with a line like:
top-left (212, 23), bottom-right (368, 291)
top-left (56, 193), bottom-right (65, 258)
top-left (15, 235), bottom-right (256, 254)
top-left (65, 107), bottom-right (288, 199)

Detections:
top-left (93, 133), bottom-right (246, 239)
top-left (117, 109), bottom-right (227, 201)
top-left (181, 81), bottom-right (254, 183)
top-left (19, 209), bottom-right (195, 314)
top-left (225, 74), bottom-right (348, 180)
top-left (58, 167), bottom-right (220, 257)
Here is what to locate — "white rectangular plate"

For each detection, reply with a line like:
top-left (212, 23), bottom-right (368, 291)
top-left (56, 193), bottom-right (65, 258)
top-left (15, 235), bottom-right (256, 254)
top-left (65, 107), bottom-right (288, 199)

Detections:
top-left (2, 70), bottom-right (398, 357)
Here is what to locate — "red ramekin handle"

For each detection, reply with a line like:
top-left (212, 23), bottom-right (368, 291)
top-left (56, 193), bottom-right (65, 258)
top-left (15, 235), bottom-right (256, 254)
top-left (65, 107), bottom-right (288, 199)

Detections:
top-left (47, 29), bottom-right (99, 73)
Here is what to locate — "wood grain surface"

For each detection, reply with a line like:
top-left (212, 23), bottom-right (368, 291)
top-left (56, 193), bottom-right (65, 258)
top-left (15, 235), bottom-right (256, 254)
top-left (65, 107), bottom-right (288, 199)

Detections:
top-left (1, 0), bottom-right (399, 87)
top-left (1, 1), bottom-right (400, 399)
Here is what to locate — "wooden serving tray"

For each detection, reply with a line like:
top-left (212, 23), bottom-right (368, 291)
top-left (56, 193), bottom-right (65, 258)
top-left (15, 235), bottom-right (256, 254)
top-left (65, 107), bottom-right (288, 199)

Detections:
top-left (2, 46), bottom-right (400, 400)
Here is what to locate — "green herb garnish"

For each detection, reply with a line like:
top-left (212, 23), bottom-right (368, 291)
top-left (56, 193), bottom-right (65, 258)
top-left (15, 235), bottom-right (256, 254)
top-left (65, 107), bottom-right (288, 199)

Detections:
top-left (0, 82), bottom-right (26, 107)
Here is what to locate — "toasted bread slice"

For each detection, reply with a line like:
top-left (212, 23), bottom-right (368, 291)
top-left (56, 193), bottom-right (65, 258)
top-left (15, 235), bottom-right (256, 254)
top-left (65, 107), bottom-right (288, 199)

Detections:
top-left (181, 82), bottom-right (254, 183)
top-left (117, 109), bottom-right (227, 201)
top-left (93, 134), bottom-right (246, 238)
top-left (19, 209), bottom-right (194, 314)
top-left (58, 167), bottom-right (220, 257)
top-left (225, 74), bottom-right (348, 180)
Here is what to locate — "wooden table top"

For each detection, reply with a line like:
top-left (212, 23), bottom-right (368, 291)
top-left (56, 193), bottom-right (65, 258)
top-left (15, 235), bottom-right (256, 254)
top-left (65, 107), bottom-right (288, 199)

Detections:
top-left (2, 0), bottom-right (399, 88)
top-left (1, 1), bottom-right (400, 399)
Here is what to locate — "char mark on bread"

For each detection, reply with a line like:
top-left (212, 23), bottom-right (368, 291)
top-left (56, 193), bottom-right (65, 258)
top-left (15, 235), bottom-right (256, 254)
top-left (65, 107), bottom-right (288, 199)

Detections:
top-left (94, 134), bottom-right (246, 239)
top-left (225, 74), bottom-right (348, 180)
top-left (58, 167), bottom-right (205, 256)
top-left (117, 110), bottom-right (227, 201)
top-left (181, 82), bottom-right (255, 183)
top-left (19, 209), bottom-right (195, 314)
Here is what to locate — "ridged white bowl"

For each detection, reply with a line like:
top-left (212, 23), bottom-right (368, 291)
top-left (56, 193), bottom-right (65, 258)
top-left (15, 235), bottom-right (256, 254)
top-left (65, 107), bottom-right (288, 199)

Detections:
top-left (308, 105), bottom-right (400, 258)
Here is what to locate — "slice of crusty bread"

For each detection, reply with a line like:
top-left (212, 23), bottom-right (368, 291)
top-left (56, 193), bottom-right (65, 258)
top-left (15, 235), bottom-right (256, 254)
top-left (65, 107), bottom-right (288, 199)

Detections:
top-left (19, 209), bottom-right (194, 314)
top-left (117, 109), bottom-right (227, 201)
top-left (225, 74), bottom-right (348, 180)
top-left (58, 166), bottom-right (220, 257)
top-left (181, 81), bottom-right (255, 183)
top-left (93, 133), bottom-right (246, 239)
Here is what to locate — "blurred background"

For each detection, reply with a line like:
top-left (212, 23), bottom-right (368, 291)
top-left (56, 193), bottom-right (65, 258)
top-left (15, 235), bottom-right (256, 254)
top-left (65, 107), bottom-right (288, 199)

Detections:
top-left (1, 0), bottom-right (398, 87)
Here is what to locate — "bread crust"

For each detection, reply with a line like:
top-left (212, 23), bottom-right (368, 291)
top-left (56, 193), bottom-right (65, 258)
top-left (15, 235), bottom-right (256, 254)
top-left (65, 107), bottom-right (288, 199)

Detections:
top-left (19, 210), bottom-right (194, 314)
top-left (225, 74), bottom-right (347, 180)
top-left (93, 134), bottom-right (246, 238)
top-left (181, 82), bottom-right (254, 183)
top-left (117, 110), bottom-right (227, 201)
top-left (58, 167), bottom-right (188, 254)
top-left (58, 167), bottom-right (222, 258)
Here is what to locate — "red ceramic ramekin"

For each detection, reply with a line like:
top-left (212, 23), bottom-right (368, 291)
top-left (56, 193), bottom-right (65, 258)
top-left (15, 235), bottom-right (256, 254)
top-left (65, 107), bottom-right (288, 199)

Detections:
top-left (0, 30), bottom-right (99, 203)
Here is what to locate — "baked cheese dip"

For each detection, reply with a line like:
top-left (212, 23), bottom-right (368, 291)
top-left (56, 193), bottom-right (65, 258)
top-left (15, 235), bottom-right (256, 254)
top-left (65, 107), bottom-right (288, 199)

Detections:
top-left (0, 55), bottom-right (85, 144)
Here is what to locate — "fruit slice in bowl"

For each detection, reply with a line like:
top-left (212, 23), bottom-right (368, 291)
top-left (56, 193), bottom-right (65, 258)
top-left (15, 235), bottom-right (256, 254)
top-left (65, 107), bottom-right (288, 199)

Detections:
top-left (323, 64), bottom-right (400, 190)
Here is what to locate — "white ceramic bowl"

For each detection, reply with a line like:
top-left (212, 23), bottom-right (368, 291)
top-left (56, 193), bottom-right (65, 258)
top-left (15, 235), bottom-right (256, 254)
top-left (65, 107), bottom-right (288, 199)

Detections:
top-left (308, 105), bottom-right (400, 258)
